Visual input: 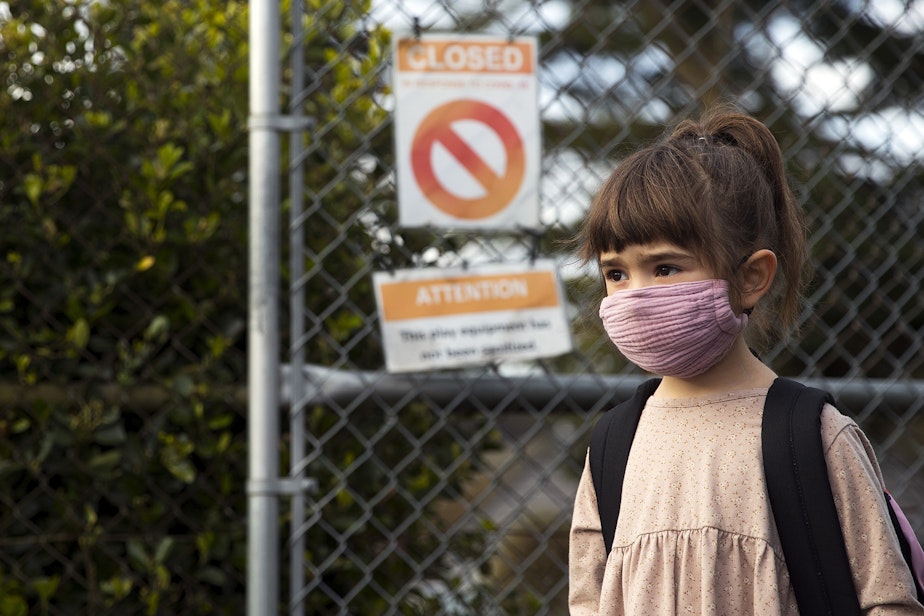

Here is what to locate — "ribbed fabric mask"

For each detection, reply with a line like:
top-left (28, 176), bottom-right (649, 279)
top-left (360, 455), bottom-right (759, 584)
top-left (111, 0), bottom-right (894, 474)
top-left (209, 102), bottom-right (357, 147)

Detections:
top-left (598, 279), bottom-right (747, 378)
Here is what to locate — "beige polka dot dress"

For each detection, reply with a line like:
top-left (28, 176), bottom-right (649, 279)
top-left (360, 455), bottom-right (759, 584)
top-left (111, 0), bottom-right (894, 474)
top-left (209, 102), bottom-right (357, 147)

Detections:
top-left (568, 389), bottom-right (924, 615)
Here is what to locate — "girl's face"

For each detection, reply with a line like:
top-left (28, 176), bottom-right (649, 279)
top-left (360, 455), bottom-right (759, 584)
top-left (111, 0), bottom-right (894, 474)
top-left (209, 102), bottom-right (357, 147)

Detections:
top-left (598, 241), bottom-right (714, 296)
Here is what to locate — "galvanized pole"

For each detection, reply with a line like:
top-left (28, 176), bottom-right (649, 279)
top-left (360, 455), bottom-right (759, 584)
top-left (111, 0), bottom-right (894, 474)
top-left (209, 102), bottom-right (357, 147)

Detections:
top-left (288, 1), bottom-right (307, 614)
top-left (248, 0), bottom-right (281, 614)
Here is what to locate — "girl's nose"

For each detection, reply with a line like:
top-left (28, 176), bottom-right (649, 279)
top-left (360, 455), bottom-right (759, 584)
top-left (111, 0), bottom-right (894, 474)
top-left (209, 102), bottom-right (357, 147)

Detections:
top-left (625, 275), bottom-right (654, 291)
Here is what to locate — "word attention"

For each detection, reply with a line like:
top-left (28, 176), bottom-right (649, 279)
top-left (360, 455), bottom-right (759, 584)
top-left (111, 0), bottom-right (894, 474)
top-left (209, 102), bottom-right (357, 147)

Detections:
top-left (415, 278), bottom-right (528, 306)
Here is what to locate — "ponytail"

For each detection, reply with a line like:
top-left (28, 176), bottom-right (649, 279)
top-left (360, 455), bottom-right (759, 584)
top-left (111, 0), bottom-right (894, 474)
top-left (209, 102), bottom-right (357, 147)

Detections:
top-left (675, 107), bottom-right (809, 347)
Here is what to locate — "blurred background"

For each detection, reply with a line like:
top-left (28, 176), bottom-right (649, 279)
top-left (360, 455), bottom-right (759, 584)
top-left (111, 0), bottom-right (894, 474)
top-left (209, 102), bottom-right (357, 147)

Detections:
top-left (2, 0), bottom-right (924, 613)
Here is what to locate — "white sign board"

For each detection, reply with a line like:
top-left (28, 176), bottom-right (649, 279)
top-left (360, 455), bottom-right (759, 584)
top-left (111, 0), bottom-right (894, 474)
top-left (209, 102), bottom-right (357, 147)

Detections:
top-left (373, 261), bottom-right (572, 373)
top-left (393, 34), bottom-right (540, 229)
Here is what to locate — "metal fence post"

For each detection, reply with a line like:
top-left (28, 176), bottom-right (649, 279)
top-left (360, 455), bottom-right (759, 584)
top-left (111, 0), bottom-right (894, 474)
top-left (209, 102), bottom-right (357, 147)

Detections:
top-left (248, 0), bottom-right (282, 614)
top-left (288, 1), bottom-right (308, 614)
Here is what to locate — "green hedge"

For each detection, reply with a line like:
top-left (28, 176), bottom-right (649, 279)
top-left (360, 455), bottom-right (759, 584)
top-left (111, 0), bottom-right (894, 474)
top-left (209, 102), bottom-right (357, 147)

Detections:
top-left (0, 2), bottom-right (500, 613)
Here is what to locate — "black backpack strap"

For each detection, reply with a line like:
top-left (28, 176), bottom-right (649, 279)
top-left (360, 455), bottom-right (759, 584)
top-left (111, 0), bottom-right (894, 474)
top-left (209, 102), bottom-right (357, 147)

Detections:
top-left (762, 378), bottom-right (862, 616)
top-left (589, 378), bottom-right (661, 555)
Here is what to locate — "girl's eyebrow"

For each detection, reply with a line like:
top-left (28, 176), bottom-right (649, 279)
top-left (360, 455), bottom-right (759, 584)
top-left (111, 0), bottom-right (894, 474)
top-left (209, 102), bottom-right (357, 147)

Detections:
top-left (598, 250), bottom-right (695, 267)
top-left (640, 251), bottom-right (696, 263)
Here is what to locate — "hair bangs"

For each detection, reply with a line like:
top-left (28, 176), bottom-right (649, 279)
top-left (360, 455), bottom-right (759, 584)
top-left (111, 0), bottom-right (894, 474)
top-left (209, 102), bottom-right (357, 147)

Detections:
top-left (582, 145), bottom-right (713, 262)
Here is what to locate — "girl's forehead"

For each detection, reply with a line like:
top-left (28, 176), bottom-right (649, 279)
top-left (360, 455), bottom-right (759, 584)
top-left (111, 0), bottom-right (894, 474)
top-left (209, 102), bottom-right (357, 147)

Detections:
top-left (598, 241), bottom-right (698, 263)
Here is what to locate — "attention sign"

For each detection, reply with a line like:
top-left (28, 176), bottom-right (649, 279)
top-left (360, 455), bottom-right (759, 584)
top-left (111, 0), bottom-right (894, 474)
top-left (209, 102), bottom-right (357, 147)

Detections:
top-left (393, 34), bottom-right (540, 229)
top-left (373, 261), bottom-right (572, 373)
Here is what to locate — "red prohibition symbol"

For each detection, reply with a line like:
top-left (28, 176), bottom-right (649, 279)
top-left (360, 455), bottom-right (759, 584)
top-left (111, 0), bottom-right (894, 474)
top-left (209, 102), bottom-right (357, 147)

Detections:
top-left (410, 99), bottom-right (526, 220)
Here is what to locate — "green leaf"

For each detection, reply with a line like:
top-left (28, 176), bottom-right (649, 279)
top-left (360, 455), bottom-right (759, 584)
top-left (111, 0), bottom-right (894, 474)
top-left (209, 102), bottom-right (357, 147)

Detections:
top-left (206, 414), bottom-right (233, 430)
top-left (159, 433), bottom-right (196, 483)
top-left (23, 174), bottom-right (42, 205)
top-left (196, 531), bottom-right (215, 563)
top-left (0, 595), bottom-right (28, 616)
top-left (88, 450), bottom-right (122, 472)
top-left (31, 575), bottom-right (59, 603)
top-left (144, 315), bottom-right (170, 341)
top-left (67, 318), bottom-right (90, 349)
top-left (85, 111), bottom-right (112, 127)
top-left (153, 537), bottom-right (174, 564)
top-left (94, 423), bottom-right (127, 446)
top-left (172, 374), bottom-right (194, 397)
top-left (156, 143), bottom-right (185, 177)
top-left (196, 566), bottom-right (228, 587)
top-left (100, 575), bottom-right (133, 600)
top-left (127, 540), bottom-right (149, 569)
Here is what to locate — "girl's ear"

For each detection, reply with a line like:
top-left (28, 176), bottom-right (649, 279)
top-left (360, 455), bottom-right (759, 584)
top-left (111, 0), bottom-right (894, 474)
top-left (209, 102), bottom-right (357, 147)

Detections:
top-left (739, 249), bottom-right (777, 312)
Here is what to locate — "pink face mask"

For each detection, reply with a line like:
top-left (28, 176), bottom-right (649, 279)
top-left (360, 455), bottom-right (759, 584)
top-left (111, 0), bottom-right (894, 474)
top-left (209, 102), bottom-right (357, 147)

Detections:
top-left (598, 279), bottom-right (747, 378)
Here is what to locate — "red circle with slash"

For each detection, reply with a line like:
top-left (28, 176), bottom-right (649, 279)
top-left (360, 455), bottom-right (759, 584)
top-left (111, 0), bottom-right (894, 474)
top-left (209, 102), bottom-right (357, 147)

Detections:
top-left (410, 99), bottom-right (525, 220)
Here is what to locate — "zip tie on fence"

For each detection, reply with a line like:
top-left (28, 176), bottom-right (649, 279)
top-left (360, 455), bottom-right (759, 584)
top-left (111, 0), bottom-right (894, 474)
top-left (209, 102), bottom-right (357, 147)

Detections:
top-left (516, 225), bottom-right (544, 265)
top-left (247, 114), bottom-right (315, 132)
top-left (247, 478), bottom-right (319, 496)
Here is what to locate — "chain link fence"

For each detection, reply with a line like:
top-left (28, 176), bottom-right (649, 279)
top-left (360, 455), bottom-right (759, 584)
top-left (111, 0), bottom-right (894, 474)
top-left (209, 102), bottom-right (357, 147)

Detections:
top-left (285, 1), bottom-right (924, 613)
top-left (4, 0), bottom-right (924, 613)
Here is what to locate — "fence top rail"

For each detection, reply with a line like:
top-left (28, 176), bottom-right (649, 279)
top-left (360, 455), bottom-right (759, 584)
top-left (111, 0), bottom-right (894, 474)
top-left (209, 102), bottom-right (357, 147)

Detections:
top-left (287, 364), bottom-right (924, 413)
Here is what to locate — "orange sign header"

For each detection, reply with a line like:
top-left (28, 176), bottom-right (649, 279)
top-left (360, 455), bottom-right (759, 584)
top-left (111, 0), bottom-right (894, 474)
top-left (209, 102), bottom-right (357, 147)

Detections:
top-left (378, 270), bottom-right (559, 321)
top-left (396, 39), bottom-right (534, 74)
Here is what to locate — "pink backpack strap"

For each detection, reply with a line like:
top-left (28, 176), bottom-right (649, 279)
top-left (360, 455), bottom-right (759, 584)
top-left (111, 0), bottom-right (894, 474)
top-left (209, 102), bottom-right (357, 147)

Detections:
top-left (886, 491), bottom-right (924, 600)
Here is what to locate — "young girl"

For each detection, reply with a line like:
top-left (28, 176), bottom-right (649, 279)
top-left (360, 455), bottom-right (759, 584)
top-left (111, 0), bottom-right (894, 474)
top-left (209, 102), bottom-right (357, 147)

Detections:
top-left (568, 107), bottom-right (923, 614)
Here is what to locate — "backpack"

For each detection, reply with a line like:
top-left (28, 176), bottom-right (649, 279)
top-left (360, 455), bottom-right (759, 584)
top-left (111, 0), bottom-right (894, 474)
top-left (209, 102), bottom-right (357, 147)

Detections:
top-left (588, 377), bottom-right (924, 615)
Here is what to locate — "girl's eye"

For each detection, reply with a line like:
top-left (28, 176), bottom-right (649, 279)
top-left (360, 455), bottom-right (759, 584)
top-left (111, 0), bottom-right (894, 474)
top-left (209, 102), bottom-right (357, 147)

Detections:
top-left (655, 265), bottom-right (680, 277)
top-left (603, 269), bottom-right (625, 282)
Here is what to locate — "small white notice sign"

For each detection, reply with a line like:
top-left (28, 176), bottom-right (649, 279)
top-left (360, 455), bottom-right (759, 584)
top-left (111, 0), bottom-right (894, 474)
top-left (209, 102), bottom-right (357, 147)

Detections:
top-left (373, 260), bottom-right (572, 373)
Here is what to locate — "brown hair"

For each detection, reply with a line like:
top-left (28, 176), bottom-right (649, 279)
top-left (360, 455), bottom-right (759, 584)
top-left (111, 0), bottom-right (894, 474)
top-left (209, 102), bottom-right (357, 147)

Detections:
top-left (578, 106), bottom-right (809, 349)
